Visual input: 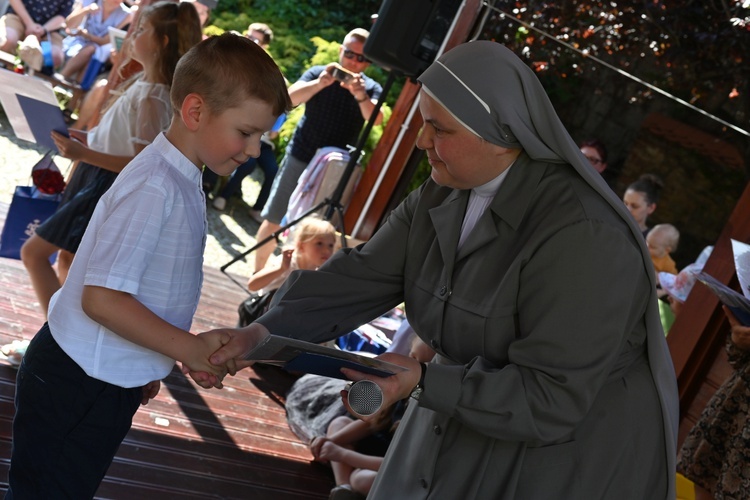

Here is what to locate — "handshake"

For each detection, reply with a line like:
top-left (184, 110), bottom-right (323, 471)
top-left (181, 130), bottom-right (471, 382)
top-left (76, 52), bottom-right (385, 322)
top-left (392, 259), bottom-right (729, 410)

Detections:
top-left (180, 322), bottom-right (271, 389)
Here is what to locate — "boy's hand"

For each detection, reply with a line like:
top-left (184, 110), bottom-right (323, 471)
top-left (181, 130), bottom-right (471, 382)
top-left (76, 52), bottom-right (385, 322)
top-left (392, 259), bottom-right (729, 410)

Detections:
top-left (141, 380), bottom-right (161, 405)
top-left (185, 324), bottom-right (271, 388)
top-left (183, 325), bottom-right (262, 388)
top-left (210, 322), bottom-right (271, 367)
top-left (180, 330), bottom-right (233, 388)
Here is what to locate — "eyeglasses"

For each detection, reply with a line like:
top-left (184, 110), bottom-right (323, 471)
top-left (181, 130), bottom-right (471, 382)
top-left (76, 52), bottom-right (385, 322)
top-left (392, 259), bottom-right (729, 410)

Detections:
top-left (585, 155), bottom-right (603, 166)
top-left (342, 48), bottom-right (370, 63)
top-left (247, 35), bottom-right (261, 45)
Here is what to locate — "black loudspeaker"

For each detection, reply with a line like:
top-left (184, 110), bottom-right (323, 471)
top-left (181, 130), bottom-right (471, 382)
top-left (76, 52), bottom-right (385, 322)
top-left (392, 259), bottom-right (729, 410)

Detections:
top-left (363, 0), bottom-right (463, 78)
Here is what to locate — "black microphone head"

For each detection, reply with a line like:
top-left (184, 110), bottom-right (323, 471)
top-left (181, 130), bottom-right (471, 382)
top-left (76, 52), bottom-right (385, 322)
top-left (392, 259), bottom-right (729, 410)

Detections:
top-left (347, 380), bottom-right (383, 417)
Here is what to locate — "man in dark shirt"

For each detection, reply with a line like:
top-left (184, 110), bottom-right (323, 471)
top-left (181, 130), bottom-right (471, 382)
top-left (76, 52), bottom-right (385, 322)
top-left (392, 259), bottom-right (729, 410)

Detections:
top-left (253, 27), bottom-right (383, 272)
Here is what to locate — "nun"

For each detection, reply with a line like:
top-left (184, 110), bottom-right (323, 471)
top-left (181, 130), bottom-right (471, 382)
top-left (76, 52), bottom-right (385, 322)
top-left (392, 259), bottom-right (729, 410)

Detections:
top-left (201, 40), bottom-right (678, 499)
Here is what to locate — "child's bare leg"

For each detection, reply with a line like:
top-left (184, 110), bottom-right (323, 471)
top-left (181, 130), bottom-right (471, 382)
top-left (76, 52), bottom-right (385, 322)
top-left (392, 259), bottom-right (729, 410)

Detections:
top-left (57, 249), bottom-right (75, 285)
top-left (21, 235), bottom-right (62, 317)
top-left (326, 416), bottom-right (355, 486)
top-left (350, 469), bottom-right (377, 495)
top-left (59, 45), bottom-right (96, 81)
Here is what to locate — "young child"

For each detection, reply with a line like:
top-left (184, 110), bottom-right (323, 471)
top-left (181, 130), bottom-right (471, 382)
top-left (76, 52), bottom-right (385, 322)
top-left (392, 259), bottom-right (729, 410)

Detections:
top-left (7, 32), bottom-right (291, 498)
top-left (647, 223), bottom-right (680, 274)
top-left (310, 336), bottom-right (434, 499)
top-left (21, 1), bottom-right (203, 319)
top-left (247, 215), bottom-right (337, 294)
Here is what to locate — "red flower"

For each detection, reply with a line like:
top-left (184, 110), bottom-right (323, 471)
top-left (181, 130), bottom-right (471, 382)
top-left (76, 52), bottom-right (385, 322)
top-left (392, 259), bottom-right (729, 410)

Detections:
top-left (32, 169), bottom-right (66, 194)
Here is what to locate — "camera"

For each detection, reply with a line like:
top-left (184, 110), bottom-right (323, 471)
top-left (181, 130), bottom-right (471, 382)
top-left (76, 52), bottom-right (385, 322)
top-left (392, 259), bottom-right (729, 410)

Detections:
top-left (330, 65), bottom-right (355, 84)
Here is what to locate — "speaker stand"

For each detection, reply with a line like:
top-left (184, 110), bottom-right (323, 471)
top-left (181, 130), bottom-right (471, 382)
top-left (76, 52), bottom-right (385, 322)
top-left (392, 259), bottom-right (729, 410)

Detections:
top-left (220, 70), bottom-right (399, 292)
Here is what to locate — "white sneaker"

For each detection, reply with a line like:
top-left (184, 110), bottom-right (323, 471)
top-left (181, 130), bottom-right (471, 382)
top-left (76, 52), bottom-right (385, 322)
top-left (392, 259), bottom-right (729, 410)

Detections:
top-left (212, 196), bottom-right (227, 210)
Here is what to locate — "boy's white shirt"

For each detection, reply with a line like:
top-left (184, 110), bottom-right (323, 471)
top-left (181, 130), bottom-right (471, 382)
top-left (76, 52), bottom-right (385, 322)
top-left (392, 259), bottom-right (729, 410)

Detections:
top-left (48, 133), bottom-right (207, 388)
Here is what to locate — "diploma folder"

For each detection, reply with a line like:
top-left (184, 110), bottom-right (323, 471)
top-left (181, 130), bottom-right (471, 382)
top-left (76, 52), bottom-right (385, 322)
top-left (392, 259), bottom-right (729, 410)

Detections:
top-left (0, 68), bottom-right (68, 152)
top-left (695, 272), bottom-right (750, 327)
top-left (245, 335), bottom-right (406, 380)
top-left (694, 239), bottom-right (750, 327)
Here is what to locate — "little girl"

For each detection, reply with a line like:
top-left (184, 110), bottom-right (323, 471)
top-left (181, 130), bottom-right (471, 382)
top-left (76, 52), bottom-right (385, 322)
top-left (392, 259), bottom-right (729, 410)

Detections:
top-left (247, 216), bottom-right (337, 294)
top-left (21, 1), bottom-right (203, 317)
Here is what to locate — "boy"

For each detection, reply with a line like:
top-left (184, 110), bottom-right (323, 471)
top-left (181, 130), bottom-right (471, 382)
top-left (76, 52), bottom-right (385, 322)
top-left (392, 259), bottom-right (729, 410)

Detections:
top-left (647, 223), bottom-right (680, 274)
top-left (8, 33), bottom-right (291, 498)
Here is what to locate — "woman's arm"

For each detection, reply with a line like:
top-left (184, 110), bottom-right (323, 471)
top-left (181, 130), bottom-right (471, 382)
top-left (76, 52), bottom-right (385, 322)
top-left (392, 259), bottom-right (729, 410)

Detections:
top-left (65, 1), bottom-right (95, 30)
top-left (51, 130), bottom-right (138, 172)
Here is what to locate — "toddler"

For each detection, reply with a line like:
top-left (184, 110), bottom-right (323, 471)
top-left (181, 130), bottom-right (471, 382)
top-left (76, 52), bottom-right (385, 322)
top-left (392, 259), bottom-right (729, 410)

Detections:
top-left (647, 223), bottom-right (680, 275)
top-left (247, 216), bottom-right (337, 294)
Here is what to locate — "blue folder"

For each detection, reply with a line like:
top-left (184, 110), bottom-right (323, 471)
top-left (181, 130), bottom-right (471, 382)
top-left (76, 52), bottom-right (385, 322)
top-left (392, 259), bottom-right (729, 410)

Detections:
top-left (16, 94), bottom-right (68, 153)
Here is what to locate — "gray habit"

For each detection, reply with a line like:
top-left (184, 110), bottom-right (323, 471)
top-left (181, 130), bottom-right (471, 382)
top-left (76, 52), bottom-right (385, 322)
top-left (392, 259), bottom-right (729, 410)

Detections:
top-left (259, 41), bottom-right (678, 499)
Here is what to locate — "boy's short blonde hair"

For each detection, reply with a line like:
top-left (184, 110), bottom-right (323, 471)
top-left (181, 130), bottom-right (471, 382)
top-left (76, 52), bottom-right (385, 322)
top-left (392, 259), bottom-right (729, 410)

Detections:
top-left (171, 32), bottom-right (291, 117)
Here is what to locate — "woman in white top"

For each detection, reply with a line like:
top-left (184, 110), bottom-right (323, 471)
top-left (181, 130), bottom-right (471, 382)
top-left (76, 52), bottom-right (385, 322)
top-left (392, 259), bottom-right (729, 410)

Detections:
top-left (20, 1), bottom-right (202, 318)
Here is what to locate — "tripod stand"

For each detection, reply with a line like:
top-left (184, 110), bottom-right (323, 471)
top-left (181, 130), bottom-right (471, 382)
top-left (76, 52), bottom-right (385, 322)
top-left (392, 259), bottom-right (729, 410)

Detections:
top-left (220, 70), bottom-right (398, 291)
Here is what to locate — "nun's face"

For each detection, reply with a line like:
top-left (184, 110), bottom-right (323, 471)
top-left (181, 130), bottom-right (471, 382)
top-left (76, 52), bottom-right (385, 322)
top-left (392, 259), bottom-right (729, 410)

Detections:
top-left (416, 91), bottom-right (515, 190)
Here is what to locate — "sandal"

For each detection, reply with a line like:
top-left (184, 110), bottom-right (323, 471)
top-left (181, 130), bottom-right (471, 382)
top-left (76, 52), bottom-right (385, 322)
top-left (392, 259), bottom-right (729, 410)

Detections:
top-left (0, 339), bottom-right (30, 367)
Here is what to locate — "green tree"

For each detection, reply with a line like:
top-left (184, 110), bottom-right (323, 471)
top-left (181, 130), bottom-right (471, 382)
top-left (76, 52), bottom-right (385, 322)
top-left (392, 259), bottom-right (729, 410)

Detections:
top-left (205, 0), bottom-right (395, 169)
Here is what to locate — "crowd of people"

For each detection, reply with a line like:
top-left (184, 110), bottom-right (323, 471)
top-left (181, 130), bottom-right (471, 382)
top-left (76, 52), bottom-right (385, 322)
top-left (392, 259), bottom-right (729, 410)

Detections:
top-left (0, 3), bottom-right (746, 499)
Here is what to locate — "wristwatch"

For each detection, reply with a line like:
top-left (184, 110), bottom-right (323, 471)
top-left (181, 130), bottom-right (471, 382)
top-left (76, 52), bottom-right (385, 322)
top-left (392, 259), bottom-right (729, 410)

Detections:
top-left (410, 362), bottom-right (427, 400)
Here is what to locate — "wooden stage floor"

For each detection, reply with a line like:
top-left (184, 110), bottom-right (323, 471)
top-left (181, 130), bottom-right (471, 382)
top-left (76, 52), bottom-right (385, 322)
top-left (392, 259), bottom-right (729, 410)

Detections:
top-left (0, 205), bottom-right (335, 499)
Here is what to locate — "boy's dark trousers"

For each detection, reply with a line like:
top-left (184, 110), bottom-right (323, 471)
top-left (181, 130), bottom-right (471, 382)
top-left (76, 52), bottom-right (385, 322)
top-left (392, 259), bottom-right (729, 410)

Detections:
top-left (6, 323), bottom-right (142, 499)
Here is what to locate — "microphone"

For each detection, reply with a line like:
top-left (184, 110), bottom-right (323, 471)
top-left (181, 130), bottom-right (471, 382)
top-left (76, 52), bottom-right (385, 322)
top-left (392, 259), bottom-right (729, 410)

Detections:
top-left (346, 380), bottom-right (383, 417)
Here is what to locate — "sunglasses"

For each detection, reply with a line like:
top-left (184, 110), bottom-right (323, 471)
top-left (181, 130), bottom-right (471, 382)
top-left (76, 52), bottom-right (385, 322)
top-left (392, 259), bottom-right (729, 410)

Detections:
top-left (343, 48), bottom-right (370, 63)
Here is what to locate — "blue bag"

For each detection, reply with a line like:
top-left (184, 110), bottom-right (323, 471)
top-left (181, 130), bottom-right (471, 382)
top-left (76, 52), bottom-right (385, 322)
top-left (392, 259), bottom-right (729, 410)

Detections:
top-left (0, 186), bottom-right (62, 260)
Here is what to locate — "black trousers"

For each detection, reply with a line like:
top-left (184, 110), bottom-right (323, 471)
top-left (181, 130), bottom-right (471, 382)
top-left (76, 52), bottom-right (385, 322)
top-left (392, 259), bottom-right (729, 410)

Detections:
top-left (6, 323), bottom-right (142, 499)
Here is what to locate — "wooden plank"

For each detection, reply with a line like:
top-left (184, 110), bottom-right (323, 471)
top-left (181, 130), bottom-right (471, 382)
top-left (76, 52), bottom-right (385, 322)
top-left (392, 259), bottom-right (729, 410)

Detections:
top-left (0, 252), bottom-right (335, 498)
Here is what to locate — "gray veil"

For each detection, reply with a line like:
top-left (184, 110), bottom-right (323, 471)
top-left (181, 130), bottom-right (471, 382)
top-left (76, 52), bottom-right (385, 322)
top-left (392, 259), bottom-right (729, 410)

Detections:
top-left (418, 40), bottom-right (678, 496)
top-left (418, 40), bottom-right (645, 256)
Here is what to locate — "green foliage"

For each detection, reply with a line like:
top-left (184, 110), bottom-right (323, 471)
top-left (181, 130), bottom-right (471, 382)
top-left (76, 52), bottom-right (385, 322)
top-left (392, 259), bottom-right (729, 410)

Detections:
top-left (482, 1), bottom-right (750, 133)
top-left (201, 1), bottom-right (405, 177)
top-left (205, 0), bottom-right (381, 81)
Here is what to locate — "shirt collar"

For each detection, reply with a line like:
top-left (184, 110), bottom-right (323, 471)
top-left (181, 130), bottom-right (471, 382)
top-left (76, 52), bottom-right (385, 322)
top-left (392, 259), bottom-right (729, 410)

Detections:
top-left (151, 133), bottom-right (203, 183)
top-left (472, 159), bottom-right (515, 198)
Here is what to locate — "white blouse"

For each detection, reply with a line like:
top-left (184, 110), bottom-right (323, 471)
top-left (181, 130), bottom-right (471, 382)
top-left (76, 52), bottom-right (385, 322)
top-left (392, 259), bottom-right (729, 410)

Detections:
top-left (87, 80), bottom-right (171, 156)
